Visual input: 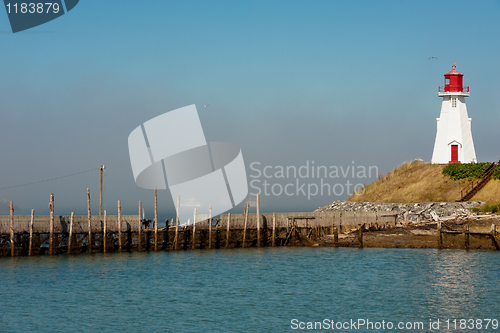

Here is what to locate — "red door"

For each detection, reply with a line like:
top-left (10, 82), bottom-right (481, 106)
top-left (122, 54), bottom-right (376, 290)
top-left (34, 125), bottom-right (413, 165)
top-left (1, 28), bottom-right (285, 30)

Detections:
top-left (450, 145), bottom-right (459, 163)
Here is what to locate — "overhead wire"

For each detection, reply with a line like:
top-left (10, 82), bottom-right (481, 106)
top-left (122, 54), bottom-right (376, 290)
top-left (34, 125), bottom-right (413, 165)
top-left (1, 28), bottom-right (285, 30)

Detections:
top-left (0, 167), bottom-right (101, 190)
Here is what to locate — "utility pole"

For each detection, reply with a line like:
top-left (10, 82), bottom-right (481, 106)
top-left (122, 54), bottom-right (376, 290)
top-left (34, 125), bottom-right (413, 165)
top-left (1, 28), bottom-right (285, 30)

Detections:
top-left (99, 165), bottom-right (105, 216)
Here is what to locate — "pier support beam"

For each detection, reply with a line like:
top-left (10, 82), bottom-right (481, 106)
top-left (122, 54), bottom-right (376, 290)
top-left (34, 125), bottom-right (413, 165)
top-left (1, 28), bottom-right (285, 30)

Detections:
top-left (272, 212), bottom-right (276, 247)
top-left (357, 224), bottom-right (364, 249)
top-left (256, 194), bottom-right (261, 248)
top-left (118, 200), bottom-right (122, 252)
top-left (154, 188), bottom-right (158, 251)
top-left (68, 212), bottom-right (74, 254)
top-left (29, 209), bottom-right (34, 256)
top-left (175, 196), bottom-right (180, 250)
top-left (437, 221), bottom-right (442, 249)
top-left (87, 189), bottom-right (92, 253)
top-left (226, 213), bottom-right (231, 248)
top-left (138, 201), bottom-right (142, 252)
top-left (103, 210), bottom-right (107, 253)
top-left (208, 204), bottom-right (212, 249)
top-left (49, 194), bottom-right (54, 255)
top-left (192, 208), bottom-right (197, 250)
top-left (10, 201), bottom-right (14, 257)
top-left (242, 203), bottom-right (249, 248)
top-left (464, 224), bottom-right (469, 250)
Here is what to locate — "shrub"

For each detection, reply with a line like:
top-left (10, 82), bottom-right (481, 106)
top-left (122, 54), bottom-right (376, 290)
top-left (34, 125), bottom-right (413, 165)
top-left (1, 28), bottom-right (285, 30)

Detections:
top-left (493, 165), bottom-right (500, 180)
top-left (442, 162), bottom-right (492, 180)
top-left (472, 204), bottom-right (500, 214)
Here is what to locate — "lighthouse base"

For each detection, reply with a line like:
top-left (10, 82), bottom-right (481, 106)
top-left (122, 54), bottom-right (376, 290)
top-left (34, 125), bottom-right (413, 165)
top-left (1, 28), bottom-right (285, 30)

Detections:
top-left (431, 95), bottom-right (476, 164)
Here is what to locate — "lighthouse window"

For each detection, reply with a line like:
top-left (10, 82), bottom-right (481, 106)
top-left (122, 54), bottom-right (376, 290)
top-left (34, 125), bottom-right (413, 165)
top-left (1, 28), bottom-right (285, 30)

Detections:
top-left (452, 97), bottom-right (457, 107)
top-left (446, 78), bottom-right (450, 85)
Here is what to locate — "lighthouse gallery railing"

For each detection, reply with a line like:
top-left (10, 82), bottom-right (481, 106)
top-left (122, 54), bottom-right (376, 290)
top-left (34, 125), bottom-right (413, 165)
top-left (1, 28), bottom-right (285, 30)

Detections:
top-left (438, 86), bottom-right (469, 93)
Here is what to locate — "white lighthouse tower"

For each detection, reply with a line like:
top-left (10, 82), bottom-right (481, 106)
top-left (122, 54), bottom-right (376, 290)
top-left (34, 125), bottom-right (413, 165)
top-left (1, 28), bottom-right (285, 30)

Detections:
top-left (431, 62), bottom-right (477, 164)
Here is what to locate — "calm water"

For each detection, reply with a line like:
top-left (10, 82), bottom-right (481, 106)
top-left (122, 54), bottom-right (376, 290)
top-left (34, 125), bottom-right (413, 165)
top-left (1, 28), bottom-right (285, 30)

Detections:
top-left (1, 248), bottom-right (499, 332)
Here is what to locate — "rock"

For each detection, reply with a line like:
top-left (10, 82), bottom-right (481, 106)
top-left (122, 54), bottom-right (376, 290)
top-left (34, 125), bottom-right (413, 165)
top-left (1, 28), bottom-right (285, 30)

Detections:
top-left (314, 200), bottom-right (484, 222)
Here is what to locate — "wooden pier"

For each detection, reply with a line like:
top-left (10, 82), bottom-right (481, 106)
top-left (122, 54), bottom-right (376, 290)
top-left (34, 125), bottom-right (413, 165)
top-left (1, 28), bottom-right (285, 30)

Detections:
top-left (0, 194), bottom-right (397, 257)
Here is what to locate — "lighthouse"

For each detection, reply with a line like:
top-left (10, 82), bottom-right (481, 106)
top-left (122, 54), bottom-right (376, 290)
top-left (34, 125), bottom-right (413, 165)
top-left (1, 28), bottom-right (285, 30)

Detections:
top-left (431, 62), bottom-right (477, 164)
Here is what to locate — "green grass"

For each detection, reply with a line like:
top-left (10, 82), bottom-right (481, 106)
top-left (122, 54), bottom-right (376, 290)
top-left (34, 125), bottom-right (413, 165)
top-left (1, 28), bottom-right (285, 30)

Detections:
top-left (471, 204), bottom-right (500, 214)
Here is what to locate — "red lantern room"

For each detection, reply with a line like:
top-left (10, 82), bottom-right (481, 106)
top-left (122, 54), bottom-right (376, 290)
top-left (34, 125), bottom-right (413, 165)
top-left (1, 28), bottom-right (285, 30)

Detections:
top-left (444, 62), bottom-right (464, 92)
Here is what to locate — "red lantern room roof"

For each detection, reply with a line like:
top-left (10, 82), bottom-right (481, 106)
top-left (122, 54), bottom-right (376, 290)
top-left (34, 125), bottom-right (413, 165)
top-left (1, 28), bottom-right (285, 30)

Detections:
top-left (444, 62), bottom-right (463, 76)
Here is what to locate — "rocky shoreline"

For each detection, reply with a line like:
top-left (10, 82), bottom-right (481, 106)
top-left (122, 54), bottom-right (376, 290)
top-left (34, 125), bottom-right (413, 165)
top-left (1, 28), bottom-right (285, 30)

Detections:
top-left (315, 200), bottom-right (485, 223)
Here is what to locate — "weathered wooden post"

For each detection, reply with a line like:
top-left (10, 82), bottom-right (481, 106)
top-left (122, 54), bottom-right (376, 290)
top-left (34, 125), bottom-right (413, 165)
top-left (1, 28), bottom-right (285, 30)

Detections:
top-left (357, 224), bottom-right (364, 248)
top-left (99, 165), bottom-right (104, 216)
top-left (68, 212), bottom-right (74, 254)
top-left (340, 211), bottom-right (344, 233)
top-left (334, 226), bottom-right (339, 246)
top-left (208, 204), bottom-right (212, 249)
top-left (226, 213), bottom-right (231, 248)
top-left (272, 212), bottom-right (276, 247)
top-left (192, 208), bottom-right (197, 250)
top-left (437, 221), bottom-right (442, 249)
top-left (138, 201), bottom-right (142, 252)
top-left (256, 194), bottom-right (261, 247)
top-left (10, 201), bottom-right (14, 257)
top-left (118, 200), bottom-right (122, 252)
top-left (29, 209), bottom-right (34, 256)
top-left (492, 224), bottom-right (497, 249)
top-left (464, 224), bottom-right (469, 250)
top-left (49, 194), bottom-right (54, 255)
top-left (87, 188), bottom-right (92, 253)
top-left (103, 210), bottom-right (107, 253)
top-left (175, 196), bottom-right (180, 250)
top-left (242, 203), bottom-right (249, 248)
top-left (154, 187), bottom-right (158, 251)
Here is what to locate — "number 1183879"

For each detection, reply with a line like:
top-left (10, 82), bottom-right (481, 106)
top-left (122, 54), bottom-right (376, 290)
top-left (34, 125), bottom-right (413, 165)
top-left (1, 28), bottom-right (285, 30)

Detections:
top-left (5, 2), bottom-right (60, 14)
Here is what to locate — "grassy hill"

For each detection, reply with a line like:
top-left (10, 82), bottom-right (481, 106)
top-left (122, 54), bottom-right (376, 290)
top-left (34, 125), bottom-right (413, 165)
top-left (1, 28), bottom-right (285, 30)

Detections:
top-left (348, 160), bottom-right (500, 205)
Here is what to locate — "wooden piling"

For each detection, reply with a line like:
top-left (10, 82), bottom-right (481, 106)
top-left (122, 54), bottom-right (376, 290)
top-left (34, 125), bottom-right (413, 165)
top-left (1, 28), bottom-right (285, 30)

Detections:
top-left (492, 224), bottom-right (498, 250)
top-left (226, 213), bottom-right (231, 248)
top-left (99, 165), bottom-right (104, 216)
top-left (334, 226), bottom-right (339, 246)
top-left (357, 224), bottom-right (364, 248)
top-left (87, 189), bottom-right (92, 253)
top-left (437, 221), bottom-right (442, 249)
top-left (138, 201), bottom-right (142, 252)
top-left (118, 200), bottom-right (122, 252)
top-left (272, 212), bottom-right (276, 247)
top-left (464, 224), bottom-right (469, 250)
top-left (256, 194), bottom-right (261, 247)
top-left (10, 201), bottom-right (14, 257)
top-left (29, 209), bottom-right (34, 256)
top-left (175, 196), bottom-right (180, 250)
top-left (242, 203), bottom-right (249, 248)
top-left (192, 208), bottom-right (197, 250)
top-left (154, 187), bottom-right (158, 251)
top-left (49, 194), bottom-right (54, 255)
top-left (68, 212), bottom-right (74, 254)
top-left (103, 210), bottom-right (107, 253)
top-left (208, 204), bottom-right (212, 249)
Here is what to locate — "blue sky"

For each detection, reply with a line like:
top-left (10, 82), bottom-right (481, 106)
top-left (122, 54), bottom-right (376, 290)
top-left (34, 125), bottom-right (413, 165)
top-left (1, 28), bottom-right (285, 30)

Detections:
top-left (1, 0), bottom-right (499, 219)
